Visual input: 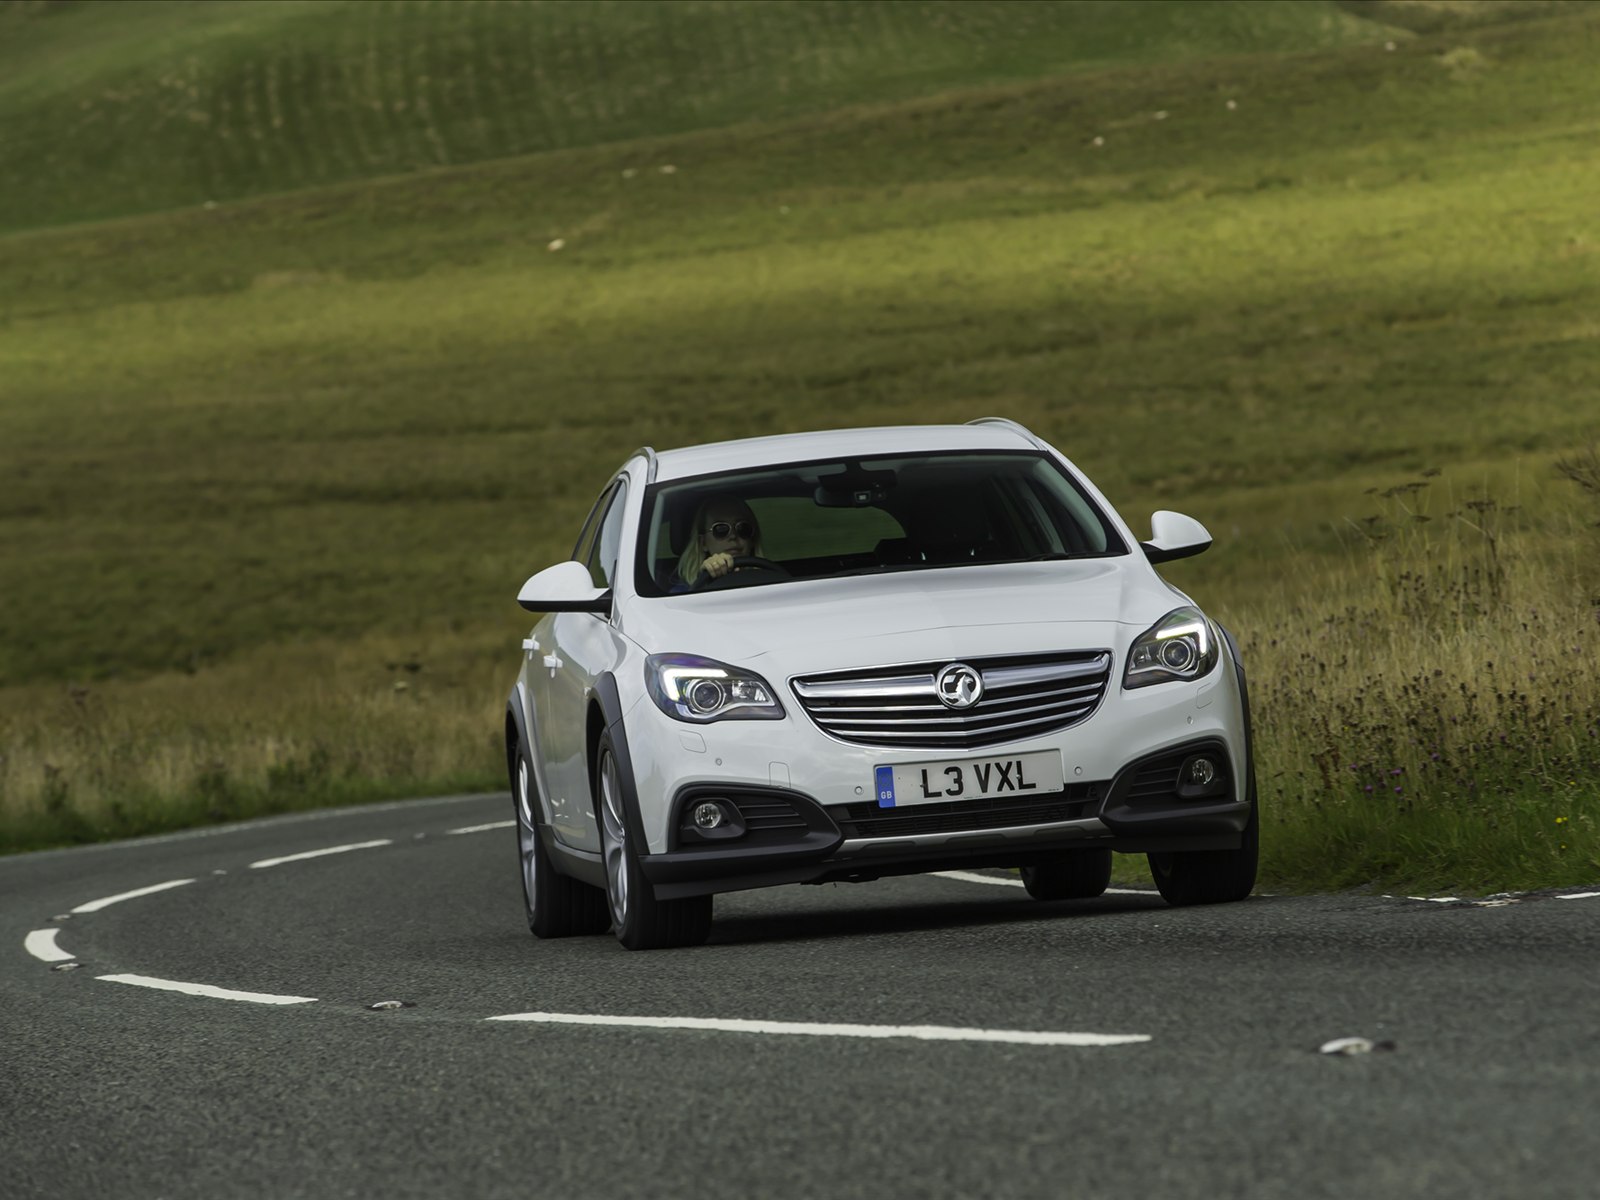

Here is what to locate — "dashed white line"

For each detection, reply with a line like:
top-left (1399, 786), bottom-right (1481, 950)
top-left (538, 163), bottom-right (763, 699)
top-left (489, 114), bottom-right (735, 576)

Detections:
top-left (1557, 891), bottom-right (1600, 901)
top-left (25, 929), bottom-right (75, 962)
top-left (71, 878), bottom-right (196, 913)
top-left (933, 869), bottom-right (1147, 896)
top-left (448, 821), bottom-right (515, 835)
top-left (485, 1011), bottom-right (1150, 1046)
top-left (249, 840), bottom-right (392, 869)
top-left (0, 791), bottom-right (493, 866)
top-left (97, 974), bottom-right (317, 1005)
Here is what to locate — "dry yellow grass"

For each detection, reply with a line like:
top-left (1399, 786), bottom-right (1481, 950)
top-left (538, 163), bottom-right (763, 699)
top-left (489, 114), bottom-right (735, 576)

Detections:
top-left (1226, 480), bottom-right (1600, 890)
top-left (0, 628), bottom-right (510, 846)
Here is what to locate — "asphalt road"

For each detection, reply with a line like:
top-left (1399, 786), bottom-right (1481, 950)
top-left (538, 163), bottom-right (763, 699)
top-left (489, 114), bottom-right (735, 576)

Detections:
top-left (4, 792), bottom-right (1597, 1199)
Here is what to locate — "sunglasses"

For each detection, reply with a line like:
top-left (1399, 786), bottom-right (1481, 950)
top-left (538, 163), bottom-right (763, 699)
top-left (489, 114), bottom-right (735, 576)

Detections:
top-left (705, 520), bottom-right (756, 540)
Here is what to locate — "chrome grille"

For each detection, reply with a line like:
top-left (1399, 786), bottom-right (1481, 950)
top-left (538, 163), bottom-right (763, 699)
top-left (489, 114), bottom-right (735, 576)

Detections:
top-left (793, 651), bottom-right (1112, 750)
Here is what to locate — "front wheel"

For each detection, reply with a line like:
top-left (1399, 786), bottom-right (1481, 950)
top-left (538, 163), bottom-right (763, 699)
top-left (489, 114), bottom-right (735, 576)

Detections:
top-left (1147, 800), bottom-right (1259, 907)
top-left (1020, 847), bottom-right (1113, 900)
top-left (596, 734), bottom-right (711, 950)
top-left (513, 748), bottom-right (609, 938)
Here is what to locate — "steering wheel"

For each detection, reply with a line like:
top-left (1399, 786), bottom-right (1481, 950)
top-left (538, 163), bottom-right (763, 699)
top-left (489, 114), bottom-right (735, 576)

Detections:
top-left (692, 555), bottom-right (791, 590)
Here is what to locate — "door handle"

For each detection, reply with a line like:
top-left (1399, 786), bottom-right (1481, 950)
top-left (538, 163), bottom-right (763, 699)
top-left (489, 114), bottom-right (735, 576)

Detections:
top-left (542, 653), bottom-right (563, 676)
top-left (522, 636), bottom-right (540, 660)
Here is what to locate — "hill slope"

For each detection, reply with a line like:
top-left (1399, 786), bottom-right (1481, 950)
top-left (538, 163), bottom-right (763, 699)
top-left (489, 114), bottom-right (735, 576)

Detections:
top-left (1, 1), bottom-right (1597, 884)
top-left (0, 0), bottom-right (1404, 232)
top-left (2, 4), bottom-right (1596, 683)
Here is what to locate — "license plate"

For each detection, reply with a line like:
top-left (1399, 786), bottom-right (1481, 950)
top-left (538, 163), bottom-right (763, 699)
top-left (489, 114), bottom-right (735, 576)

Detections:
top-left (872, 750), bottom-right (1064, 808)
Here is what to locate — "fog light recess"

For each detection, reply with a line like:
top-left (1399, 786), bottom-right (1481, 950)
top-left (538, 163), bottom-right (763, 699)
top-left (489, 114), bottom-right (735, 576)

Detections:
top-left (679, 795), bottom-right (747, 842)
top-left (1176, 753), bottom-right (1228, 800)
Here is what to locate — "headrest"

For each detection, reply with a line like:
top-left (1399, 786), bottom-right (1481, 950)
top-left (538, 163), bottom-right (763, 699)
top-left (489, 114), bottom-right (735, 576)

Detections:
top-left (669, 498), bottom-right (699, 556)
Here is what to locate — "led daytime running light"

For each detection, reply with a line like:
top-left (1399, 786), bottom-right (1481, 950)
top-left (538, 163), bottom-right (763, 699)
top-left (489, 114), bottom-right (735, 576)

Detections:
top-left (646, 654), bottom-right (785, 724)
top-left (659, 665), bottom-right (727, 704)
top-left (1124, 608), bottom-right (1218, 689)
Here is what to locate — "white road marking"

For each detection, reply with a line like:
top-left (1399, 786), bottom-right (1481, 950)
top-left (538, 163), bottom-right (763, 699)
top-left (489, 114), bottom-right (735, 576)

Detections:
top-left (448, 821), bottom-right (515, 835)
top-left (249, 840), bottom-right (392, 869)
top-left (25, 929), bottom-right (76, 962)
top-left (1557, 892), bottom-right (1600, 901)
top-left (933, 869), bottom-right (1147, 896)
top-left (0, 791), bottom-right (494, 866)
top-left (71, 878), bottom-right (195, 913)
top-left (97, 974), bottom-right (317, 1005)
top-left (486, 1011), bottom-right (1149, 1046)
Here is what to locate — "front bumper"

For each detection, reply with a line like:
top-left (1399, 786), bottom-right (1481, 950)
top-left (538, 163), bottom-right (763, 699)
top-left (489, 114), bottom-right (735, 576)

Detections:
top-left (617, 634), bottom-right (1251, 899)
top-left (638, 736), bottom-right (1250, 900)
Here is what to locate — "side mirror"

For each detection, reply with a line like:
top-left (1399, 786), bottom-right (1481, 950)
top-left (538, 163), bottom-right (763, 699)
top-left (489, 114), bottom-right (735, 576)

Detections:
top-left (517, 560), bottom-right (611, 614)
top-left (1141, 510), bottom-right (1212, 564)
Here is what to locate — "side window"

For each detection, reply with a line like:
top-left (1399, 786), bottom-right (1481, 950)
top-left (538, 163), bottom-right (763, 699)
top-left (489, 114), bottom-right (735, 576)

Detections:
top-left (571, 483), bottom-right (615, 564)
top-left (586, 480), bottom-right (629, 589)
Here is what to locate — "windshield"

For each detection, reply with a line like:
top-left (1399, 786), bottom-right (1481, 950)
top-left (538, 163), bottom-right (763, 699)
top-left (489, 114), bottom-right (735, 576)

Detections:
top-left (634, 451), bottom-right (1127, 597)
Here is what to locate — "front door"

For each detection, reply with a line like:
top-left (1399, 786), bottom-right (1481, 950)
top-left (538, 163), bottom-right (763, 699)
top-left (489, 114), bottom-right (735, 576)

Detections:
top-left (541, 477), bottom-right (629, 851)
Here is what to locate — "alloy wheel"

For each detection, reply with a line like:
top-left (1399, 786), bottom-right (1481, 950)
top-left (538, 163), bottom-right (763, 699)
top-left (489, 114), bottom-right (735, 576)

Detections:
top-left (599, 750), bottom-right (629, 928)
top-left (516, 757), bottom-right (538, 906)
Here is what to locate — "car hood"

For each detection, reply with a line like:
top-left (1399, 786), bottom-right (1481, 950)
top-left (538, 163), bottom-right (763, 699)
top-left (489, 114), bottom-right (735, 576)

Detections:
top-left (622, 560), bottom-right (1185, 677)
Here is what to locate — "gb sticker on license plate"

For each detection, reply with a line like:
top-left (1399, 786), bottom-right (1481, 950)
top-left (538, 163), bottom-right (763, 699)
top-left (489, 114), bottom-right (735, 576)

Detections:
top-left (873, 765), bottom-right (897, 807)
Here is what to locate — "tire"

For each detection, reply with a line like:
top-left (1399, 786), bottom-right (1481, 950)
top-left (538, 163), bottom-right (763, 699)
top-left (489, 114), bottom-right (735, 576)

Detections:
top-left (1147, 791), bottom-right (1259, 907)
top-left (1020, 847), bottom-right (1113, 900)
top-left (513, 746), bottom-right (610, 938)
top-left (595, 733), bottom-right (712, 950)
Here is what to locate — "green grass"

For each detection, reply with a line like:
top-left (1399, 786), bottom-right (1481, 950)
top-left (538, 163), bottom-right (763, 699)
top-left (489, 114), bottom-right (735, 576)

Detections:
top-left (0, 0), bottom-right (1402, 234)
top-left (1, 1), bottom-right (1597, 889)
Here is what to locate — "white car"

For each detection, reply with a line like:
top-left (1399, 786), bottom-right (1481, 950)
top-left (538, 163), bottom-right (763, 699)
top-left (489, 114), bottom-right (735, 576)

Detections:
top-left (506, 420), bottom-right (1256, 949)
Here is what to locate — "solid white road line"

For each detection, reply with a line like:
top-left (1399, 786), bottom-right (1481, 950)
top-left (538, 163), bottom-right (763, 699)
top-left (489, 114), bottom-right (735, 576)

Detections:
top-left (447, 821), bottom-right (515, 835)
top-left (249, 840), bottom-right (392, 869)
top-left (97, 974), bottom-right (317, 1005)
top-left (1557, 891), bottom-right (1600, 901)
top-left (25, 928), bottom-right (75, 962)
top-left (485, 1011), bottom-right (1150, 1046)
top-left (933, 869), bottom-right (1147, 896)
top-left (71, 878), bottom-right (196, 913)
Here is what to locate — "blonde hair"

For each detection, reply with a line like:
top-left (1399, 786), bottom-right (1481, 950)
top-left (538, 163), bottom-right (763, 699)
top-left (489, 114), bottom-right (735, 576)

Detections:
top-left (677, 495), bottom-right (761, 584)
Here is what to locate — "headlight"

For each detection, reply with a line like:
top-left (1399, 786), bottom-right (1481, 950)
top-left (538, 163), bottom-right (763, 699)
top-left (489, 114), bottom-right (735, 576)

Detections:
top-left (1124, 607), bottom-right (1218, 689)
top-left (645, 654), bottom-right (786, 723)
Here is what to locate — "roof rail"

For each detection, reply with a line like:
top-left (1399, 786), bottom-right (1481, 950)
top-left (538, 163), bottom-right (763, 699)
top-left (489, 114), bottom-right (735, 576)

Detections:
top-left (966, 416), bottom-right (1048, 450)
top-left (626, 446), bottom-right (659, 484)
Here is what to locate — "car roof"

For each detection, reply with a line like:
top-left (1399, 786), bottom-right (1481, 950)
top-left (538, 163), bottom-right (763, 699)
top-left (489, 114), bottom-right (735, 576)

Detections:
top-left (647, 422), bottom-right (1045, 483)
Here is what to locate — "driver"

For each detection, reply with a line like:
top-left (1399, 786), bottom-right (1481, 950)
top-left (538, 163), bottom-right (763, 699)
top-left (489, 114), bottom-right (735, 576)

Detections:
top-left (675, 494), bottom-right (763, 589)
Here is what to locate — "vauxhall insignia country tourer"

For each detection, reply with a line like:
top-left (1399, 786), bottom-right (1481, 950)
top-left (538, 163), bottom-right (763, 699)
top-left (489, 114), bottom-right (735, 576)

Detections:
top-left (506, 419), bottom-right (1256, 949)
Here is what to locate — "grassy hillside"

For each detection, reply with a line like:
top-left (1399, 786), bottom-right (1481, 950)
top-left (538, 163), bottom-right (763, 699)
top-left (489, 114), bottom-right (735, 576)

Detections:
top-left (1, 1), bottom-right (1597, 887)
top-left (0, 0), bottom-right (1399, 232)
